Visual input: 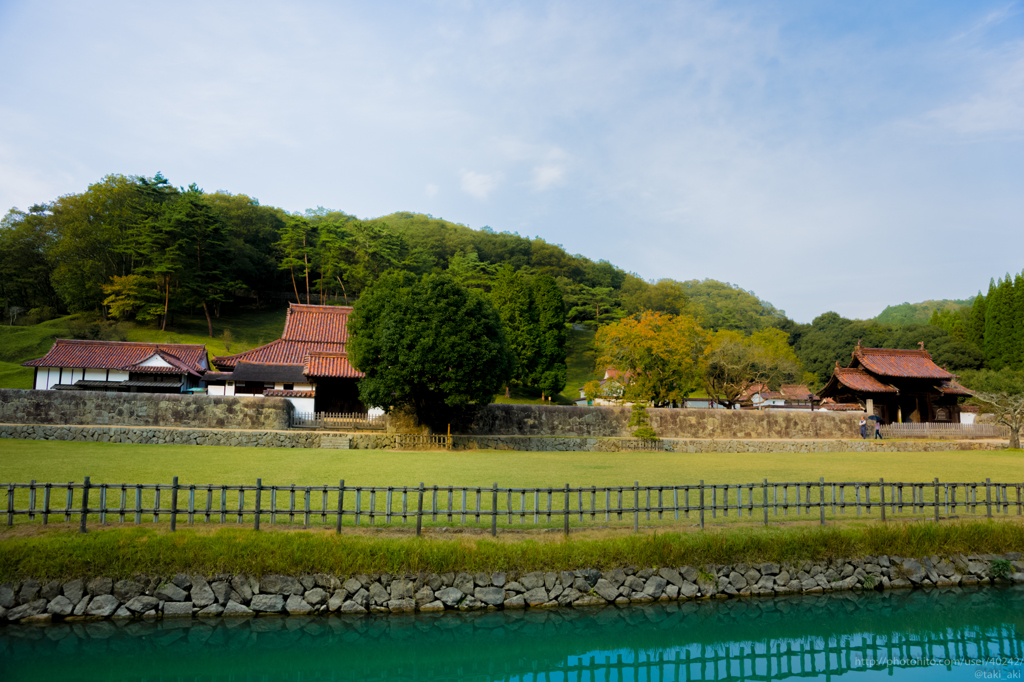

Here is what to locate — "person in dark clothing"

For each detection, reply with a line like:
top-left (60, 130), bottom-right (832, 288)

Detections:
top-left (874, 420), bottom-right (883, 439)
top-left (859, 417), bottom-right (867, 439)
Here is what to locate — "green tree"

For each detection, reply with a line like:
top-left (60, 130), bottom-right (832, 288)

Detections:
top-left (595, 310), bottom-right (708, 406)
top-left (276, 216), bottom-right (316, 304)
top-left (702, 328), bottom-right (803, 408)
top-left (348, 272), bottom-right (514, 432)
top-left (489, 266), bottom-right (538, 396)
top-left (530, 274), bottom-right (568, 397)
top-left (171, 186), bottom-right (234, 337)
top-left (0, 207), bottom-right (58, 314)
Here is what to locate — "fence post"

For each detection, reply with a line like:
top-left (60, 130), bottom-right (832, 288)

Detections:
top-left (254, 479), bottom-right (262, 531)
top-left (934, 478), bottom-right (940, 522)
top-left (336, 479), bottom-right (345, 533)
top-left (763, 479), bottom-right (768, 526)
top-left (416, 482), bottom-right (424, 537)
top-left (564, 483), bottom-right (570, 537)
top-left (80, 476), bottom-right (91, 534)
top-left (170, 476), bottom-right (179, 532)
top-left (819, 477), bottom-right (825, 526)
top-left (492, 483), bottom-right (498, 537)
top-left (986, 478), bottom-right (992, 518)
top-left (699, 480), bottom-right (705, 531)
top-left (6, 483), bottom-right (13, 527)
top-left (634, 481), bottom-right (639, 533)
top-left (879, 478), bottom-right (885, 523)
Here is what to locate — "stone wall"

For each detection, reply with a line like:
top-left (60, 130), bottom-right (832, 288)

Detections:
top-left (1, 423), bottom-right (1005, 452)
top-left (464, 404), bottom-right (863, 439)
top-left (2, 553), bottom-right (1021, 624)
top-left (0, 424), bottom-right (316, 447)
top-left (0, 389), bottom-right (290, 430)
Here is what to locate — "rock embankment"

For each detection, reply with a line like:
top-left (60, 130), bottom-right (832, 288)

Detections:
top-left (2, 553), bottom-right (1022, 625)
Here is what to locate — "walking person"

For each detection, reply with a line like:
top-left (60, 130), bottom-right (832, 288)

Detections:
top-left (859, 417), bottom-right (867, 439)
top-left (874, 419), bottom-right (883, 439)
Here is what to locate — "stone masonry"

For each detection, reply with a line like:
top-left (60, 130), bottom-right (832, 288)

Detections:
top-left (2, 553), bottom-right (1020, 625)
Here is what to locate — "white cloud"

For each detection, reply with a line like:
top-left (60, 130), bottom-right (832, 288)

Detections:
top-left (923, 53), bottom-right (1024, 135)
top-left (460, 170), bottom-right (499, 199)
top-left (531, 164), bottom-right (565, 191)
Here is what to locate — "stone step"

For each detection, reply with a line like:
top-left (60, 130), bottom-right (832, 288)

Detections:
top-left (321, 436), bottom-right (351, 449)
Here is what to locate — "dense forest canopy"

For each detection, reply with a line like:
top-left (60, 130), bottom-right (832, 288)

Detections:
top-left (0, 172), bottom-right (1017, 394)
top-left (874, 298), bottom-right (974, 325)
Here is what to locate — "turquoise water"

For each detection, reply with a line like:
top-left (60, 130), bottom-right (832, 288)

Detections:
top-left (2, 585), bottom-right (1022, 681)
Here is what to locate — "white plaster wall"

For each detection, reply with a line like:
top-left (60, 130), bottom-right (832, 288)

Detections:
top-left (84, 368), bottom-right (107, 381)
top-left (961, 412), bottom-right (976, 425)
top-left (288, 397), bottom-right (316, 413)
top-left (137, 354), bottom-right (174, 368)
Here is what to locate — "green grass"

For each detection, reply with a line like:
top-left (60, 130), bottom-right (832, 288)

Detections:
top-left (4, 439), bottom-right (1023, 488)
top-left (1, 521), bottom-right (1021, 581)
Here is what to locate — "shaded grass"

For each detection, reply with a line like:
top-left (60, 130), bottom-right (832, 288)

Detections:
top-left (1, 520), bottom-right (1021, 581)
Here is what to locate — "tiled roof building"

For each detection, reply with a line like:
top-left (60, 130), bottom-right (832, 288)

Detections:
top-left (208, 303), bottom-right (365, 413)
top-left (23, 340), bottom-right (209, 393)
top-left (819, 342), bottom-right (972, 424)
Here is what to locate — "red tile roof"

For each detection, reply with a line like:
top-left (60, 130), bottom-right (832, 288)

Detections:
top-left (213, 339), bottom-right (345, 368)
top-left (264, 389), bottom-right (316, 398)
top-left (819, 402), bottom-right (863, 411)
top-left (779, 384), bottom-right (815, 400)
top-left (831, 367), bottom-right (897, 393)
top-left (302, 352), bottom-right (364, 379)
top-left (852, 346), bottom-right (953, 379)
top-left (213, 303), bottom-right (352, 370)
top-left (937, 380), bottom-right (973, 396)
top-left (23, 340), bottom-right (208, 375)
top-left (282, 304), bottom-right (352, 343)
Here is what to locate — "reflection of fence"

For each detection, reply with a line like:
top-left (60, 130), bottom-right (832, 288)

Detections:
top-left (881, 423), bottom-right (1009, 439)
top-left (5, 476), bottom-right (1023, 534)
top-left (554, 629), bottom-right (1022, 682)
top-left (290, 412), bottom-right (387, 431)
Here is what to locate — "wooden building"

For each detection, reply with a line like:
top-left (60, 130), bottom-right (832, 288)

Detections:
top-left (23, 340), bottom-right (208, 394)
top-left (209, 303), bottom-right (366, 413)
top-left (818, 342), bottom-right (972, 424)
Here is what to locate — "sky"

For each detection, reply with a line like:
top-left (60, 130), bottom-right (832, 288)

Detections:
top-left (1, 0), bottom-right (1022, 323)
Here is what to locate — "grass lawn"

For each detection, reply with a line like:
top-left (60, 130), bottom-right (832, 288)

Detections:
top-left (3, 439), bottom-right (1022, 488)
top-left (2, 440), bottom-right (1023, 534)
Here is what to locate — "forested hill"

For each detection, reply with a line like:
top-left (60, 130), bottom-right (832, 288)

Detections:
top-left (874, 298), bottom-right (974, 325)
top-left (3, 171), bottom-right (1014, 394)
top-left (0, 173), bottom-right (786, 337)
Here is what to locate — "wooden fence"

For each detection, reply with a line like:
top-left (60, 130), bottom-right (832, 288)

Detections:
top-left (5, 476), bottom-right (1023, 535)
top-left (880, 423), bottom-right (1010, 439)
top-left (290, 412), bottom-right (387, 431)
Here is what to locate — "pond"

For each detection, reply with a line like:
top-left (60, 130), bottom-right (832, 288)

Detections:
top-left (1, 585), bottom-right (1022, 681)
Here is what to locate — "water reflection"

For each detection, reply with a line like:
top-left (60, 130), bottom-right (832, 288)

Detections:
top-left (2, 585), bottom-right (1022, 681)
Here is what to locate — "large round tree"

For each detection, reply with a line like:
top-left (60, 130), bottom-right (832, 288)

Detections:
top-left (348, 272), bottom-right (514, 432)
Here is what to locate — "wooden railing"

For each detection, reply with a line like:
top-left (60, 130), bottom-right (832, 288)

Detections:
top-left (290, 412), bottom-right (387, 431)
top-left (5, 476), bottom-right (1022, 535)
top-left (880, 423), bottom-right (1009, 439)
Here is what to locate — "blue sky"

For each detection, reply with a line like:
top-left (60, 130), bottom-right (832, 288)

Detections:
top-left (1, 1), bottom-right (1022, 323)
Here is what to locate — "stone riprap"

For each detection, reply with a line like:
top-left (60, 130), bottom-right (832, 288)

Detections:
top-left (0, 389), bottom-right (290, 430)
top-left (0, 423), bottom-right (1005, 452)
top-left (2, 553), bottom-right (1020, 624)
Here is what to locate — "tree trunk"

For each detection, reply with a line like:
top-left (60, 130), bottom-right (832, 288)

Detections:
top-left (304, 250), bottom-right (310, 305)
top-left (336, 277), bottom-right (348, 305)
top-left (202, 300), bottom-right (213, 338)
top-left (1011, 422), bottom-right (1021, 450)
top-left (290, 267), bottom-right (300, 304)
top-left (505, 384), bottom-right (511, 399)
top-left (161, 276), bottom-right (170, 332)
